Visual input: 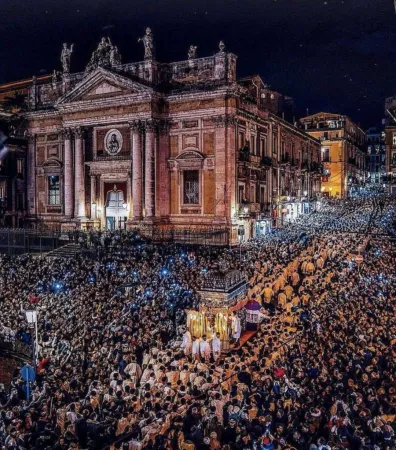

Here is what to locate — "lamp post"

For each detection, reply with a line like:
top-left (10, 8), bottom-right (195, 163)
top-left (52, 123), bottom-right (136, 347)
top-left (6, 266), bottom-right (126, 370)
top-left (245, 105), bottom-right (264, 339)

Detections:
top-left (302, 190), bottom-right (308, 214)
top-left (25, 309), bottom-right (38, 368)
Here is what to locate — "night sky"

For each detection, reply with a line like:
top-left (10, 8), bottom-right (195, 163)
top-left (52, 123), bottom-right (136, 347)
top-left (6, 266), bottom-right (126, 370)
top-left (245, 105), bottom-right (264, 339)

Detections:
top-left (0, 0), bottom-right (394, 128)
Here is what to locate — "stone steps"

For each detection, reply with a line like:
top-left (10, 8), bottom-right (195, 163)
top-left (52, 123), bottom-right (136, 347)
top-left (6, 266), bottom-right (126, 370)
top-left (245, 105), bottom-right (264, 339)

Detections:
top-left (46, 243), bottom-right (81, 259)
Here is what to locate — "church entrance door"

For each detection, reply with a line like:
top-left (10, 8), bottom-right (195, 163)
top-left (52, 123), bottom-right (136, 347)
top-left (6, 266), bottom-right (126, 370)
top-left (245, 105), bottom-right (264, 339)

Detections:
top-left (105, 187), bottom-right (127, 230)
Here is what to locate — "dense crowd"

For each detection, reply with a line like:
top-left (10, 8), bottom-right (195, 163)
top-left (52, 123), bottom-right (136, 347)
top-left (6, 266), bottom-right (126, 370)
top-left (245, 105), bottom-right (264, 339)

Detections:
top-left (0, 196), bottom-right (395, 450)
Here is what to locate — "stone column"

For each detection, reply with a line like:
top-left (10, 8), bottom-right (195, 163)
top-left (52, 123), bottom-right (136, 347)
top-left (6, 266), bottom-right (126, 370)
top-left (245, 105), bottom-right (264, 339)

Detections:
top-left (131, 121), bottom-right (143, 219)
top-left (27, 134), bottom-right (36, 216)
top-left (157, 120), bottom-right (170, 217)
top-left (90, 174), bottom-right (97, 219)
top-left (74, 127), bottom-right (86, 218)
top-left (62, 129), bottom-right (73, 217)
top-left (144, 119), bottom-right (157, 218)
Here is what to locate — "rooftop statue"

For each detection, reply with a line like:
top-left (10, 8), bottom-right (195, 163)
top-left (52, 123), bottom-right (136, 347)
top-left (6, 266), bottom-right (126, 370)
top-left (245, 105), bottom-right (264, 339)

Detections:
top-left (188, 45), bottom-right (198, 60)
top-left (85, 37), bottom-right (122, 73)
top-left (138, 27), bottom-right (155, 60)
top-left (61, 43), bottom-right (74, 73)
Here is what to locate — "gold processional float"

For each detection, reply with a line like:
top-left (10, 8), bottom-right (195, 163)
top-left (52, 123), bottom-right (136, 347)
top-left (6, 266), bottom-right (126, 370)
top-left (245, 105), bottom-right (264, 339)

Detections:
top-left (185, 267), bottom-right (248, 351)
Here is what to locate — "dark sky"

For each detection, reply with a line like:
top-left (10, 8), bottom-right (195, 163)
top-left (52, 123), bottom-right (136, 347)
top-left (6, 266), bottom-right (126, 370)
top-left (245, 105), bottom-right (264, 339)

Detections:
top-left (0, 0), bottom-right (395, 128)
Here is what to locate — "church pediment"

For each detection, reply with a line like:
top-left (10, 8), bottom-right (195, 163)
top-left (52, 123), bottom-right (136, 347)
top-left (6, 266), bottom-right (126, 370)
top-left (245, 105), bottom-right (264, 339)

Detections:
top-left (56, 67), bottom-right (153, 106)
top-left (84, 81), bottom-right (124, 98)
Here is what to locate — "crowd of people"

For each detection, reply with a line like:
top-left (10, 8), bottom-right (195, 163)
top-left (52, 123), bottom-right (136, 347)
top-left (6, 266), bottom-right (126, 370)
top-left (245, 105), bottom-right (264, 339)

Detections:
top-left (0, 196), bottom-right (395, 450)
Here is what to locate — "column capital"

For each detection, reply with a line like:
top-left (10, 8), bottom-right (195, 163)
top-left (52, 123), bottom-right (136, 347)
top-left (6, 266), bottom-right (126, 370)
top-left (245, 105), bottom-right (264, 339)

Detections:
top-left (72, 126), bottom-right (85, 138)
top-left (129, 120), bottom-right (144, 133)
top-left (212, 114), bottom-right (237, 128)
top-left (61, 128), bottom-right (73, 140)
top-left (26, 133), bottom-right (36, 144)
top-left (158, 119), bottom-right (170, 134)
top-left (145, 118), bottom-right (160, 132)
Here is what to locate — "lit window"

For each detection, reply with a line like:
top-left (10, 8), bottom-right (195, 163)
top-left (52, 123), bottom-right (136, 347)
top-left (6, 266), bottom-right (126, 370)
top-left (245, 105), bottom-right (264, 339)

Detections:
top-left (238, 132), bottom-right (245, 149)
top-left (183, 170), bottom-right (199, 205)
top-left (48, 175), bottom-right (60, 205)
top-left (238, 185), bottom-right (245, 204)
top-left (17, 159), bottom-right (24, 175)
top-left (393, 133), bottom-right (396, 145)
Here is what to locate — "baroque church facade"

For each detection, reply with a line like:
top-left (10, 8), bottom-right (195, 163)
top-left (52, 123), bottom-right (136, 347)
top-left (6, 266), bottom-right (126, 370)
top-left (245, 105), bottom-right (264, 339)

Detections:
top-left (11, 31), bottom-right (321, 242)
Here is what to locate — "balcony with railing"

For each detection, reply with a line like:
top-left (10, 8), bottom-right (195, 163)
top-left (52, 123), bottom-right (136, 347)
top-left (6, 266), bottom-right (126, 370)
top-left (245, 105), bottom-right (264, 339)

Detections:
top-left (249, 154), bottom-right (261, 165)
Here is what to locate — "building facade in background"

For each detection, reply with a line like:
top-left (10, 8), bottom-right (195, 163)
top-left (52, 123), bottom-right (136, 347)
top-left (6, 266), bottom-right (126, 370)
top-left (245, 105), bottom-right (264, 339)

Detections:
top-left (298, 113), bottom-right (366, 198)
top-left (366, 126), bottom-right (385, 187)
top-left (384, 96), bottom-right (396, 195)
top-left (0, 35), bottom-right (320, 240)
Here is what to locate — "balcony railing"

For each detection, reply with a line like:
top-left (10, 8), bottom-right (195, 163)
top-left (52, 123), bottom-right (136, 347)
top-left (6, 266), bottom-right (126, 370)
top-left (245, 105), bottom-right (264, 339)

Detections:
top-left (95, 151), bottom-right (131, 161)
top-left (249, 155), bottom-right (261, 164)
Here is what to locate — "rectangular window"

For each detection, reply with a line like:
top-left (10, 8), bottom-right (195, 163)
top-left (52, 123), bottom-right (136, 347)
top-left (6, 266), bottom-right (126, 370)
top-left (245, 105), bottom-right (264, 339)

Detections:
top-left (250, 135), bottom-right (255, 155)
top-left (250, 184), bottom-right (256, 203)
top-left (238, 132), bottom-right (245, 149)
top-left (238, 185), bottom-right (245, 204)
top-left (260, 185), bottom-right (265, 203)
top-left (183, 170), bottom-right (199, 205)
top-left (16, 193), bottom-right (24, 210)
top-left (17, 159), bottom-right (24, 175)
top-left (260, 138), bottom-right (266, 157)
top-left (273, 135), bottom-right (278, 155)
top-left (0, 185), bottom-right (4, 199)
top-left (393, 133), bottom-right (396, 146)
top-left (322, 148), bottom-right (330, 162)
top-left (48, 175), bottom-right (60, 205)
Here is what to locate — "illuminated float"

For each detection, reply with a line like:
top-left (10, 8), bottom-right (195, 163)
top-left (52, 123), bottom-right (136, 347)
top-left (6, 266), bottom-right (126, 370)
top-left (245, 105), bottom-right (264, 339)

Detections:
top-left (185, 266), bottom-right (248, 351)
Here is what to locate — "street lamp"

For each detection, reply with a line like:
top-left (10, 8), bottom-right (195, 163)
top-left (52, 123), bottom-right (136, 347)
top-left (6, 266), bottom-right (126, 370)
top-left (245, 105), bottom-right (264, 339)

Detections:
top-left (25, 310), bottom-right (38, 367)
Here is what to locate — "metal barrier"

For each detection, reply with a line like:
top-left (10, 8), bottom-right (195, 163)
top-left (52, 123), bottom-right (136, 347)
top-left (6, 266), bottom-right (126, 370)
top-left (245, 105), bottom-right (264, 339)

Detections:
top-left (135, 226), bottom-right (230, 246)
top-left (0, 336), bottom-right (32, 360)
top-left (0, 229), bottom-right (63, 255)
